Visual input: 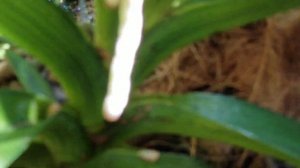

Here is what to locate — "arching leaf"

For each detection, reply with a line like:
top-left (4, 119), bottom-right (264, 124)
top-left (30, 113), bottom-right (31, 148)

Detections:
top-left (0, 89), bottom-right (42, 168)
top-left (0, 0), bottom-right (107, 131)
top-left (133, 0), bottom-right (300, 86)
top-left (85, 148), bottom-right (209, 168)
top-left (94, 0), bottom-right (119, 57)
top-left (108, 93), bottom-right (300, 167)
top-left (6, 51), bottom-right (54, 99)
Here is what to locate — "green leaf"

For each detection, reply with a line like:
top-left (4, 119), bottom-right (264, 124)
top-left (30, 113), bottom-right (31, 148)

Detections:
top-left (0, 90), bottom-right (89, 166)
top-left (39, 112), bottom-right (91, 163)
top-left (6, 51), bottom-right (54, 99)
top-left (132, 0), bottom-right (300, 86)
top-left (0, 0), bottom-right (108, 131)
top-left (11, 144), bottom-right (57, 168)
top-left (143, 0), bottom-right (174, 31)
top-left (94, 0), bottom-right (119, 57)
top-left (144, 0), bottom-right (206, 31)
top-left (0, 133), bottom-right (35, 168)
top-left (85, 148), bottom-right (209, 168)
top-left (0, 89), bottom-right (38, 133)
top-left (108, 93), bottom-right (300, 167)
top-left (0, 89), bottom-right (42, 168)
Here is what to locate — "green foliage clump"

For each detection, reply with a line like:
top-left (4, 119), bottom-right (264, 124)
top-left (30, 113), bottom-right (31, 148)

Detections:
top-left (0, 0), bottom-right (299, 168)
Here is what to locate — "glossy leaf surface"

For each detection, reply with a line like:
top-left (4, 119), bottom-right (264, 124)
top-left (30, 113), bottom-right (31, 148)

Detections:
top-left (0, 0), bottom-right (107, 131)
top-left (85, 148), bottom-right (209, 168)
top-left (109, 93), bottom-right (300, 167)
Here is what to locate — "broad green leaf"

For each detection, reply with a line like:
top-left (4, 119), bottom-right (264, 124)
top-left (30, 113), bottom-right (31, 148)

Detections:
top-left (0, 90), bottom-right (89, 166)
top-left (132, 0), bottom-right (300, 86)
top-left (108, 93), bottom-right (300, 167)
top-left (11, 144), bottom-right (57, 168)
top-left (85, 148), bottom-right (209, 168)
top-left (0, 0), bottom-right (107, 131)
top-left (39, 112), bottom-right (91, 163)
top-left (143, 0), bottom-right (174, 31)
top-left (171, 0), bottom-right (221, 16)
top-left (0, 89), bottom-right (42, 168)
top-left (94, 0), bottom-right (119, 57)
top-left (0, 129), bottom-right (41, 168)
top-left (144, 0), bottom-right (204, 31)
top-left (6, 51), bottom-right (54, 99)
top-left (0, 89), bottom-right (38, 133)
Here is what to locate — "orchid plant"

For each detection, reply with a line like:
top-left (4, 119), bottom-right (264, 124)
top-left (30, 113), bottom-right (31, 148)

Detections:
top-left (0, 0), bottom-right (299, 168)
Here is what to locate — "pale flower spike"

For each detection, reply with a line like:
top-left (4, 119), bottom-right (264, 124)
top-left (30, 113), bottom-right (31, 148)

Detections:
top-left (103, 0), bottom-right (144, 122)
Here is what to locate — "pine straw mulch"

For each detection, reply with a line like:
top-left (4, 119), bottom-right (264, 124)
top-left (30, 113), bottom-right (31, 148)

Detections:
top-left (135, 9), bottom-right (300, 168)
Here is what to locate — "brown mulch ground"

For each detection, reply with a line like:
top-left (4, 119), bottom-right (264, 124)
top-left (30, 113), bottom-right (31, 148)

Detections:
top-left (138, 9), bottom-right (300, 168)
top-left (142, 9), bottom-right (300, 121)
